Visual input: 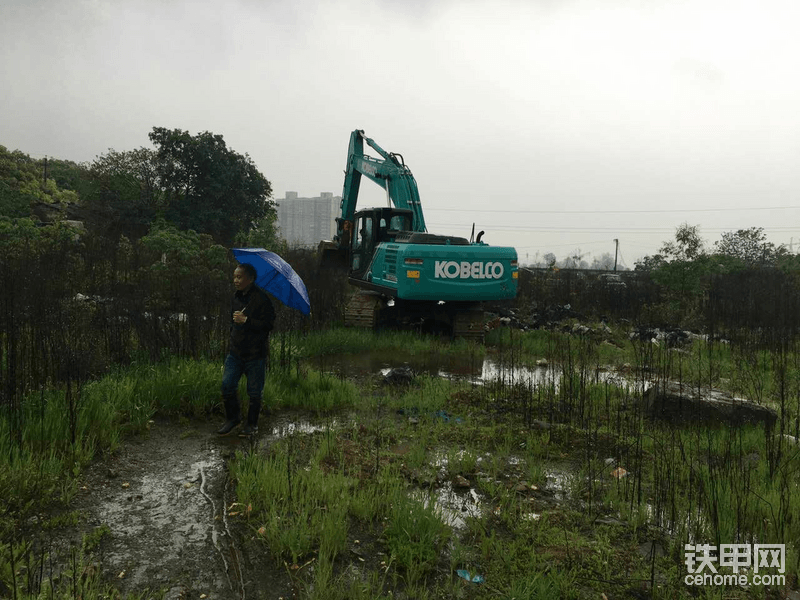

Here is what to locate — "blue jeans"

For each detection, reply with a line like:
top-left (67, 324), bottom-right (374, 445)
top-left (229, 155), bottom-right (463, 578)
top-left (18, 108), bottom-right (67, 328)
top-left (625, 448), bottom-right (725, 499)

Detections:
top-left (221, 354), bottom-right (266, 401)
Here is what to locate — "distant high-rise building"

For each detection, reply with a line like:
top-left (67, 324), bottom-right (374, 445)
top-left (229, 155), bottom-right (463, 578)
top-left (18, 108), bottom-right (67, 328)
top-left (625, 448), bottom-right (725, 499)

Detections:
top-left (276, 192), bottom-right (341, 248)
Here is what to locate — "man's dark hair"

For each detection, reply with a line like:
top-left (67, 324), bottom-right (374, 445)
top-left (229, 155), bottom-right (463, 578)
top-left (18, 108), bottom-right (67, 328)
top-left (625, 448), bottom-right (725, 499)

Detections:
top-left (237, 263), bottom-right (257, 280)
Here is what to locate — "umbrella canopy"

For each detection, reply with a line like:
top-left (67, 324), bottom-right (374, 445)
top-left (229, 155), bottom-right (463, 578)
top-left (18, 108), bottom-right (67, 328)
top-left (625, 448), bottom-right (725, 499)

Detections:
top-left (231, 248), bottom-right (311, 315)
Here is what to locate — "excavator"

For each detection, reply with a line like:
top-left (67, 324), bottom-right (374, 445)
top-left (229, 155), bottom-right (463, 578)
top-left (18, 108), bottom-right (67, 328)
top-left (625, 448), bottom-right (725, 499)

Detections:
top-left (318, 130), bottom-right (518, 339)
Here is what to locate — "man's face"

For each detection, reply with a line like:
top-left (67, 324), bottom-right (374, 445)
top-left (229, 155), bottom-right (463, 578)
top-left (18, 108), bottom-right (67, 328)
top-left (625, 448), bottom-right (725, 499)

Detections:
top-left (233, 267), bottom-right (254, 291)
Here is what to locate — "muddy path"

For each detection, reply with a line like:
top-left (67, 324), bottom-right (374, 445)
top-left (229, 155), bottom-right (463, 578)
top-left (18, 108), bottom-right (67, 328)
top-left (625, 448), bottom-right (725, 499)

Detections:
top-left (72, 415), bottom-right (316, 600)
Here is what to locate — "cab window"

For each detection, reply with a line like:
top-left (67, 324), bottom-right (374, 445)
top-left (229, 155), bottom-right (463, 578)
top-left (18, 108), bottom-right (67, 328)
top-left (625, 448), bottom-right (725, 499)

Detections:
top-left (389, 215), bottom-right (408, 230)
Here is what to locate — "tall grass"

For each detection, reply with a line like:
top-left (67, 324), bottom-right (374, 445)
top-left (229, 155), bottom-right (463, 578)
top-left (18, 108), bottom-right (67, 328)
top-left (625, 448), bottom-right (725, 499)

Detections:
top-left (475, 322), bottom-right (800, 593)
top-left (0, 358), bottom-right (360, 542)
top-left (232, 432), bottom-right (450, 589)
top-left (291, 327), bottom-right (485, 360)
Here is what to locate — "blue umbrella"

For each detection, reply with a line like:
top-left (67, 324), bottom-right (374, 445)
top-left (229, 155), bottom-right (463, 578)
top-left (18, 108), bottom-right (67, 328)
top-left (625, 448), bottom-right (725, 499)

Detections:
top-left (231, 248), bottom-right (311, 315)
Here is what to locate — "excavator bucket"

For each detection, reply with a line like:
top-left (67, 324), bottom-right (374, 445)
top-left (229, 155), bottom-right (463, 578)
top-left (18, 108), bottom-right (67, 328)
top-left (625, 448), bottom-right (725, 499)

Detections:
top-left (317, 240), bottom-right (348, 271)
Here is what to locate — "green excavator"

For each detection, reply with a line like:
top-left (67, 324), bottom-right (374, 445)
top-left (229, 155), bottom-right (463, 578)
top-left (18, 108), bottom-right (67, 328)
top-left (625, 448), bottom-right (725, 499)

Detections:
top-left (318, 129), bottom-right (518, 339)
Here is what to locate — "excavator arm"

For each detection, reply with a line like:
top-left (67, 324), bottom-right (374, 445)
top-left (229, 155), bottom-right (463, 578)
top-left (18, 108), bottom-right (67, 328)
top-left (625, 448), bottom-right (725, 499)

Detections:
top-left (338, 130), bottom-right (427, 239)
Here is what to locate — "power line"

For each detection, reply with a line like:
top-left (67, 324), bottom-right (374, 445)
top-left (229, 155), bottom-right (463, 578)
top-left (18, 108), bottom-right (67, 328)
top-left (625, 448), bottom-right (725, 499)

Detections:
top-left (617, 245), bottom-right (629, 269)
top-left (618, 239), bottom-right (665, 250)
top-left (514, 239), bottom-right (614, 250)
top-left (425, 205), bottom-right (800, 215)
top-left (426, 222), bottom-right (800, 234)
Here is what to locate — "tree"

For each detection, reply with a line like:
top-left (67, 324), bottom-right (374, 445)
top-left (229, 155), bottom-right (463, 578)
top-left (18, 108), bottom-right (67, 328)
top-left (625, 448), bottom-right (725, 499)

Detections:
top-left (640, 224), bottom-right (711, 324)
top-left (234, 210), bottom-right (286, 255)
top-left (561, 249), bottom-right (588, 269)
top-left (148, 127), bottom-right (274, 245)
top-left (45, 158), bottom-right (91, 196)
top-left (634, 253), bottom-right (666, 272)
top-left (0, 146), bottom-right (79, 218)
top-left (714, 227), bottom-right (785, 267)
top-left (636, 223), bottom-right (706, 276)
top-left (82, 148), bottom-right (161, 239)
top-left (660, 223), bottom-right (705, 262)
top-left (590, 252), bottom-right (615, 270)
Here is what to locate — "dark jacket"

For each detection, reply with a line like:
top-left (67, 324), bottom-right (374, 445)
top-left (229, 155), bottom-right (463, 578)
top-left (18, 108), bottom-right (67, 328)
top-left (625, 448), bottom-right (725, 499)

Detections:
top-left (229, 285), bottom-right (276, 361)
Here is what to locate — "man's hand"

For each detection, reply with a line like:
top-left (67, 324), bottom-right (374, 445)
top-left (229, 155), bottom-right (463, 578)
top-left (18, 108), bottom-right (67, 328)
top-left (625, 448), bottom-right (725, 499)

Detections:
top-left (233, 311), bottom-right (247, 324)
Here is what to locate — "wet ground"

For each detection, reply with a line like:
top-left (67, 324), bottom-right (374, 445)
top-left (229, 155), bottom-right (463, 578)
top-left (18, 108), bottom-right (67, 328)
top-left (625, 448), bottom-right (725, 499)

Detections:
top-left (72, 412), bottom-right (338, 600)
top-left (68, 406), bottom-right (579, 599)
top-left (75, 419), bottom-right (239, 598)
top-left (62, 357), bottom-right (617, 599)
top-left (312, 352), bottom-right (636, 390)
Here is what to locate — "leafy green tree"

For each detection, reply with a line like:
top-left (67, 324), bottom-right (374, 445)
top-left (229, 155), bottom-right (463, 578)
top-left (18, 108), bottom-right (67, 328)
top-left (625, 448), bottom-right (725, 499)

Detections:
top-left (45, 157), bottom-right (90, 195)
top-left (0, 146), bottom-right (79, 218)
top-left (148, 127), bottom-right (274, 245)
top-left (82, 148), bottom-right (161, 239)
top-left (713, 227), bottom-right (785, 267)
top-left (137, 220), bottom-right (228, 309)
top-left (0, 180), bottom-right (28, 218)
top-left (635, 223), bottom-right (705, 273)
top-left (638, 224), bottom-right (711, 325)
top-left (234, 210), bottom-right (286, 254)
top-left (634, 253), bottom-right (665, 272)
top-left (660, 223), bottom-right (705, 262)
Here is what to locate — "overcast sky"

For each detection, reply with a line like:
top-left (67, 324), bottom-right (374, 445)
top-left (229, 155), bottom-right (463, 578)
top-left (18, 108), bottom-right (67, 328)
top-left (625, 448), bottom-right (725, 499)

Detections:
top-left (3, 0), bottom-right (800, 265)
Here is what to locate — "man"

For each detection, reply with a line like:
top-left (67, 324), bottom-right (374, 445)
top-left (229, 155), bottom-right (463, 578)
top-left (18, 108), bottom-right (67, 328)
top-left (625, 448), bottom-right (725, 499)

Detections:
top-left (218, 263), bottom-right (275, 436)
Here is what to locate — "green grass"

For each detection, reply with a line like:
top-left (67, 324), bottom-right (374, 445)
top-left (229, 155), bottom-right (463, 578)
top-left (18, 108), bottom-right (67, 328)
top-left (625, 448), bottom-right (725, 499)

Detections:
top-left (487, 325), bottom-right (800, 424)
top-left (233, 447), bottom-right (354, 564)
top-left (285, 326), bottom-right (485, 361)
top-left (232, 432), bottom-right (450, 587)
top-left (5, 326), bottom-right (800, 598)
top-left (264, 367), bottom-right (360, 411)
top-left (0, 355), bottom-right (363, 597)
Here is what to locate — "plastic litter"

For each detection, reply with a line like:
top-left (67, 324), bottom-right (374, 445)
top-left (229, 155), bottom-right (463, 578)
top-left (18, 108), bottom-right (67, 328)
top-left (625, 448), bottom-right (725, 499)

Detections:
top-left (434, 410), bottom-right (462, 424)
top-left (456, 569), bottom-right (484, 583)
top-left (397, 408), bottom-right (462, 424)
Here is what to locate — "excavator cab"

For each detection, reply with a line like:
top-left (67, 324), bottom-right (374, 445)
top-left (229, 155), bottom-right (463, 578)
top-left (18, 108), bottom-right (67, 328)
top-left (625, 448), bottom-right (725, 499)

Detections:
top-left (350, 207), bottom-right (412, 278)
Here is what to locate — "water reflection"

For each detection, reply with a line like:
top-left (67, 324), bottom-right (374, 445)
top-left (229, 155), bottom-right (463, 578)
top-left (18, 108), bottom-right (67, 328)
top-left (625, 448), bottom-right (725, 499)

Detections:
top-left (312, 352), bottom-right (639, 390)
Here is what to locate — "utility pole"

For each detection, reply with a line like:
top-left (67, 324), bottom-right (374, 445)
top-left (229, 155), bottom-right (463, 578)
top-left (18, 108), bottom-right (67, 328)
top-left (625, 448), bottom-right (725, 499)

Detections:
top-left (43, 156), bottom-right (48, 183)
top-left (613, 238), bottom-right (619, 271)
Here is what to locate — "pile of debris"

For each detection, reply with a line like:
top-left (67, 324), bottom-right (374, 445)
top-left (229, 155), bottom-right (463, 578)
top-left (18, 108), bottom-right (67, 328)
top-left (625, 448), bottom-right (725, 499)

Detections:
top-left (642, 381), bottom-right (778, 428)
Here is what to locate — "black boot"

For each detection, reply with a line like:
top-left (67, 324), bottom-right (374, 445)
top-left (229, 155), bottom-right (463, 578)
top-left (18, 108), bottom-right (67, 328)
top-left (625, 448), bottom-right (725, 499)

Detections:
top-left (239, 398), bottom-right (262, 437)
top-left (217, 394), bottom-right (241, 435)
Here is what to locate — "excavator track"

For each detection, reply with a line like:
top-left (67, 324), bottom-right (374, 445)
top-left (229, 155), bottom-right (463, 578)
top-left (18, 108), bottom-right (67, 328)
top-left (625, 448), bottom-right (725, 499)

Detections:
top-left (343, 291), bottom-right (385, 329)
top-left (452, 305), bottom-right (486, 342)
top-left (343, 292), bottom-right (485, 341)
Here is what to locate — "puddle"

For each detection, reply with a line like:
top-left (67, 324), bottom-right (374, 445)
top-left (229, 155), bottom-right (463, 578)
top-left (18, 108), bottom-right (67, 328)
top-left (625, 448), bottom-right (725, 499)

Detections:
top-left (75, 424), bottom-right (242, 598)
top-left (267, 418), bottom-right (339, 439)
top-left (377, 358), bottom-right (552, 385)
top-left (314, 353), bottom-right (640, 391)
top-left (412, 483), bottom-right (484, 530)
top-left (98, 454), bottom-right (224, 562)
top-left (544, 466), bottom-right (574, 502)
top-left (422, 450), bottom-right (572, 529)
top-left (310, 351), bottom-right (485, 379)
